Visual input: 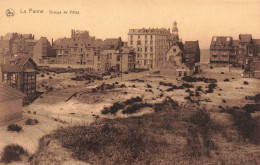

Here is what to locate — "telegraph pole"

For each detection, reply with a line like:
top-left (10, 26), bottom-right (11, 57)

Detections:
top-left (120, 49), bottom-right (123, 82)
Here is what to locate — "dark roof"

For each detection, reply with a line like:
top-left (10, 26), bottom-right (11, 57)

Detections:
top-left (239, 34), bottom-right (252, 43)
top-left (172, 41), bottom-right (184, 51)
top-left (9, 56), bottom-right (30, 65)
top-left (184, 41), bottom-right (199, 53)
top-left (232, 40), bottom-right (239, 47)
top-left (102, 38), bottom-right (121, 50)
top-left (0, 83), bottom-right (26, 101)
top-left (210, 36), bottom-right (232, 47)
top-left (6, 57), bottom-right (37, 72)
top-left (253, 39), bottom-right (260, 45)
top-left (1, 64), bottom-right (23, 72)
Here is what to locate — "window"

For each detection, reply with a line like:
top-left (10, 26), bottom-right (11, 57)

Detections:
top-left (151, 35), bottom-right (153, 39)
top-left (130, 41), bottom-right (133, 45)
top-left (144, 60), bottom-right (147, 65)
top-left (145, 53), bottom-right (147, 58)
top-left (173, 49), bottom-right (176, 52)
top-left (23, 72), bottom-right (36, 94)
top-left (145, 47), bottom-right (147, 52)
top-left (145, 41), bottom-right (147, 45)
top-left (145, 35), bottom-right (147, 39)
top-left (138, 35), bottom-right (140, 39)
top-left (150, 47), bottom-right (153, 52)
top-left (98, 56), bottom-right (100, 61)
top-left (117, 56), bottom-right (121, 61)
top-left (137, 41), bottom-right (141, 45)
top-left (150, 53), bottom-right (153, 58)
top-left (150, 41), bottom-right (153, 45)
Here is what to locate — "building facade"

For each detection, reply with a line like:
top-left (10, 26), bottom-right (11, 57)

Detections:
top-left (210, 34), bottom-right (260, 67)
top-left (183, 41), bottom-right (200, 68)
top-left (33, 37), bottom-right (54, 64)
top-left (128, 22), bottom-right (180, 69)
top-left (0, 57), bottom-right (37, 94)
top-left (0, 83), bottom-right (25, 124)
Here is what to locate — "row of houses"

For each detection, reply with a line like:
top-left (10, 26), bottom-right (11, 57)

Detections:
top-left (209, 34), bottom-right (260, 68)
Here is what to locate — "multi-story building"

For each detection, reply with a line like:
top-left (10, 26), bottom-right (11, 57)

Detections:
top-left (112, 47), bottom-right (136, 72)
top-left (53, 30), bottom-right (104, 69)
top-left (210, 36), bottom-right (233, 65)
top-left (128, 22), bottom-right (179, 69)
top-left (183, 41), bottom-right (200, 68)
top-left (210, 34), bottom-right (260, 67)
top-left (0, 33), bottom-right (18, 55)
top-left (33, 37), bottom-right (55, 64)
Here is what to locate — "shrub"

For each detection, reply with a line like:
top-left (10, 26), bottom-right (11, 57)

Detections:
top-left (40, 74), bottom-right (45, 77)
top-left (232, 111), bottom-right (259, 143)
top-left (146, 84), bottom-right (152, 88)
top-left (120, 84), bottom-right (126, 88)
top-left (1, 144), bottom-right (28, 163)
top-left (189, 109), bottom-right (210, 127)
top-left (124, 96), bottom-right (142, 105)
top-left (222, 99), bottom-right (226, 103)
top-left (25, 119), bottom-right (39, 125)
top-left (7, 124), bottom-right (22, 132)
top-left (49, 76), bottom-right (52, 79)
top-left (182, 83), bottom-right (194, 88)
top-left (154, 96), bottom-right (178, 112)
top-left (196, 86), bottom-right (203, 91)
top-left (122, 103), bottom-right (153, 114)
top-left (224, 78), bottom-right (229, 82)
top-left (101, 107), bottom-right (110, 114)
top-left (221, 72), bottom-right (224, 74)
top-left (244, 81), bottom-right (249, 85)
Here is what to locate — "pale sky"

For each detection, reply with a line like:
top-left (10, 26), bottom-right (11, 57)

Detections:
top-left (0, 0), bottom-right (259, 48)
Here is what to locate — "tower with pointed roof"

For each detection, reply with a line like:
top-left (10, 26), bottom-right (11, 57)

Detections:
top-left (171, 21), bottom-right (180, 42)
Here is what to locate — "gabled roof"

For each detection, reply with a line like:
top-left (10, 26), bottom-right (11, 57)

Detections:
top-left (239, 34), bottom-right (252, 43)
top-left (4, 57), bottom-right (37, 72)
top-left (171, 41), bottom-right (184, 51)
top-left (3, 33), bottom-right (16, 41)
top-left (0, 83), bottom-right (26, 101)
top-left (184, 41), bottom-right (199, 53)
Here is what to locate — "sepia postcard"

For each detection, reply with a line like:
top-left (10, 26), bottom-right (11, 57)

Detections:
top-left (0, 0), bottom-right (259, 164)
